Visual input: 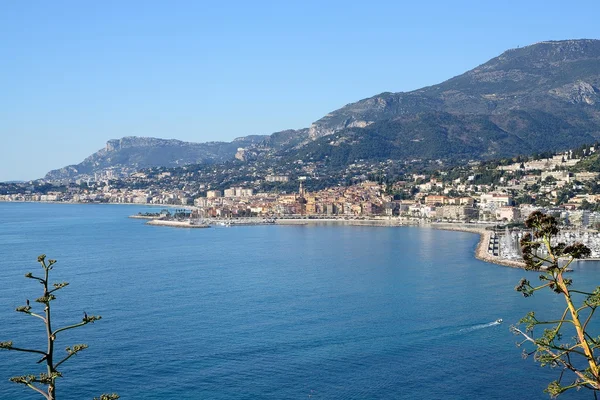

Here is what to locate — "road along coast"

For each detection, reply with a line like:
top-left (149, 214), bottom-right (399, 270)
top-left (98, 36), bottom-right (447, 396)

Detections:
top-left (274, 217), bottom-right (418, 227)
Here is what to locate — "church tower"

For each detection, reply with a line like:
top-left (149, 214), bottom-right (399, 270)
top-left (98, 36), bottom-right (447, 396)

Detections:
top-left (298, 178), bottom-right (307, 215)
top-left (299, 180), bottom-right (306, 198)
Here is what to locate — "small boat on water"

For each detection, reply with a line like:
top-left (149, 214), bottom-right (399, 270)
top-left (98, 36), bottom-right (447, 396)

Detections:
top-left (496, 318), bottom-right (503, 324)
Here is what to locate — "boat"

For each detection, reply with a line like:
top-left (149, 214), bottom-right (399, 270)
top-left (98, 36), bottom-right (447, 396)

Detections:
top-left (496, 318), bottom-right (503, 323)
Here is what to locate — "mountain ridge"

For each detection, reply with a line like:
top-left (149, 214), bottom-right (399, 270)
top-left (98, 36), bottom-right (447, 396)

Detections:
top-left (44, 135), bottom-right (268, 181)
top-left (44, 39), bottom-right (600, 182)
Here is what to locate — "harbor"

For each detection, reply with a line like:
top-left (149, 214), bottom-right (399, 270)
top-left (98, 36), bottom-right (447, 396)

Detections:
top-left (130, 210), bottom-right (276, 228)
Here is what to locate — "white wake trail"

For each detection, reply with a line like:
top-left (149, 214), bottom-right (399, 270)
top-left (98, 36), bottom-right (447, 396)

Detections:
top-left (459, 320), bottom-right (501, 333)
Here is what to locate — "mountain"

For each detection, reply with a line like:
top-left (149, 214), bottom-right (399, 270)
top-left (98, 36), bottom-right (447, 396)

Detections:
top-left (44, 39), bottom-right (600, 181)
top-left (303, 40), bottom-right (600, 159)
top-left (311, 40), bottom-right (600, 137)
top-left (44, 136), bottom-right (267, 181)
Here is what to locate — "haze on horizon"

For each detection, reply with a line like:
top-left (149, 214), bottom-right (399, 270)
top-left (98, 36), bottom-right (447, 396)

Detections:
top-left (2, 0), bottom-right (599, 182)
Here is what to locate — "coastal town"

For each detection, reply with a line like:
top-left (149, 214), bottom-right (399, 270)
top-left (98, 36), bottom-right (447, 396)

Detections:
top-left (4, 144), bottom-right (600, 267)
top-left (4, 16), bottom-right (600, 398)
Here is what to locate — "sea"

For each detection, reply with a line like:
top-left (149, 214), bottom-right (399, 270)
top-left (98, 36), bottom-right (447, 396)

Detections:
top-left (0, 202), bottom-right (599, 399)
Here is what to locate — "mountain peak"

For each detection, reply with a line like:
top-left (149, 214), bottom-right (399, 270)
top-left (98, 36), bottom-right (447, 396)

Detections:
top-left (43, 39), bottom-right (600, 182)
top-left (483, 39), bottom-right (600, 70)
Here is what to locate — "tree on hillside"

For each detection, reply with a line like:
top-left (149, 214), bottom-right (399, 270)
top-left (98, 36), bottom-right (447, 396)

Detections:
top-left (0, 255), bottom-right (118, 400)
top-left (512, 212), bottom-right (600, 397)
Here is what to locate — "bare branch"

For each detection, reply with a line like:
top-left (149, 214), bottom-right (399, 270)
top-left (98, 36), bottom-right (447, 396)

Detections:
top-left (10, 375), bottom-right (51, 400)
top-left (54, 344), bottom-right (88, 369)
top-left (52, 315), bottom-right (101, 337)
top-left (48, 282), bottom-right (69, 294)
top-left (24, 272), bottom-right (45, 283)
top-left (0, 341), bottom-right (46, 356)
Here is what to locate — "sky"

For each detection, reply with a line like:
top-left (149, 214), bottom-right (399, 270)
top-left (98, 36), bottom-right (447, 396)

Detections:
top-left (1, 0), bottom-right (600, 182)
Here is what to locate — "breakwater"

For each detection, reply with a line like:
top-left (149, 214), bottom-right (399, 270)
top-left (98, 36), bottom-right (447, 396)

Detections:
top-left (431, 223), bottom-right (526, 269)
top-left (146, 220), bottom-right (210, 228)
top-left (128, 214), bottom-right (162, 220)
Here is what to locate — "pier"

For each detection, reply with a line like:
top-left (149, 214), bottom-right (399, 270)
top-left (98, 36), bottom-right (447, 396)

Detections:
top-left (146, 220), bottom-right (210, 228)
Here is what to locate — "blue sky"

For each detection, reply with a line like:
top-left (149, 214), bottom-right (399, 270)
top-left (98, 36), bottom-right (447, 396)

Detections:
top-left (1, 0), bottom-right (600, 181)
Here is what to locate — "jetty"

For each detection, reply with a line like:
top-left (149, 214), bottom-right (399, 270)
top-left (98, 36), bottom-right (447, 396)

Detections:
top-left (431, 223), bottom-right (526, 269)
top-left (146, 220), bottom-right (209, 228)
top-left (129, 209), bottom-right (173, 220)
top-left (129, 214), bottom-right (162, 220)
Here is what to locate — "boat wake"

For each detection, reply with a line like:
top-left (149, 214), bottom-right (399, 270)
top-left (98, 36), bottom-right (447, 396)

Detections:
top-left (459, 319), bottom-right (502, 333)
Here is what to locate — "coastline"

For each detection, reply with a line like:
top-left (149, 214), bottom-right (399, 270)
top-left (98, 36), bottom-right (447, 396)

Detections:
top-left (1, 201), bottom-right (527, 268)
top-left (275, 217), bottom-right (527, 269)
top-left (431, 223), bottom-right (526, 269)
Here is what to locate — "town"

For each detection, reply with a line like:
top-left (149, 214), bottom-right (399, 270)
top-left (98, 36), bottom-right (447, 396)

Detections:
top-left (3, 144), bottom-right (600, 234)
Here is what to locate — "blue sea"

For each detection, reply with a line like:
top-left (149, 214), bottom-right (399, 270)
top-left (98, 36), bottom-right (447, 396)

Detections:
top-left (0, 203), bottom-right (598, 399)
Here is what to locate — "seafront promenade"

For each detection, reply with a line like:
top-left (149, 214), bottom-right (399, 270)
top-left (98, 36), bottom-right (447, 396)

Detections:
top-left (274, 217), bottom-right (415, 227)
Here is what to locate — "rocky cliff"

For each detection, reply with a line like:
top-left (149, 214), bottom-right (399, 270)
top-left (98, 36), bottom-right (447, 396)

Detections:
top-left (44, 136), bottom-right (266, 181)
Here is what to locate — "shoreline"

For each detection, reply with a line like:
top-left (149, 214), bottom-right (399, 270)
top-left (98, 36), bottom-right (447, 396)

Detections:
top-left (275, 218), bottom-right (527, 268)
top-left (0, 201), bottom-right (528, 268)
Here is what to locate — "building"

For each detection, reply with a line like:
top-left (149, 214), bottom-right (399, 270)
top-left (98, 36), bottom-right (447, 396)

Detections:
top-left (495, 206), bottom-right (520, 222)
top-left (479, 193), bottom-right (513, 208)
top-left (425, 195), bottom-right (447, 206)
top-left (541, 170), bottom-right (570, 183)
top-left (438, 205), bottom-right (479, 221)
top-left (224, 187), bottom-right (254, 197)
top-left (265, 175), bottom-right (289, 183)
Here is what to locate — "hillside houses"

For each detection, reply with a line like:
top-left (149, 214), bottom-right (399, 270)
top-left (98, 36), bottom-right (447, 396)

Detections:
top-left (6, 144), bottom-right (600, 228)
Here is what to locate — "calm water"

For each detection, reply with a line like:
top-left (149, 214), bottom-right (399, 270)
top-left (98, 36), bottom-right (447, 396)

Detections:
top-left (0, 203), bottom-right (598, 399)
